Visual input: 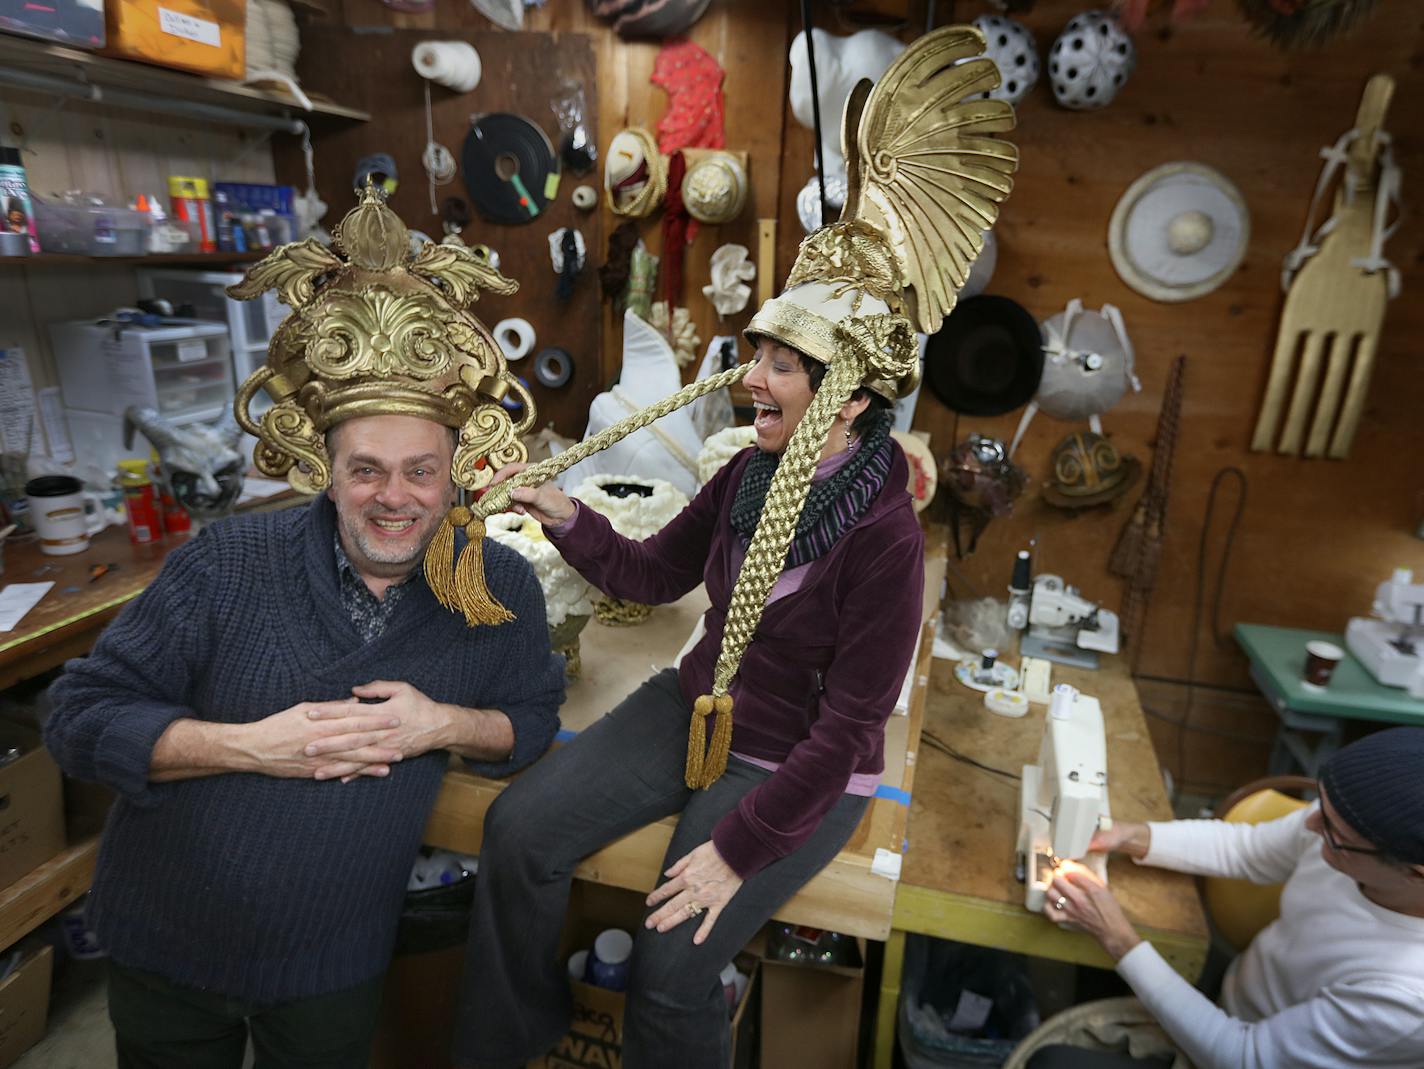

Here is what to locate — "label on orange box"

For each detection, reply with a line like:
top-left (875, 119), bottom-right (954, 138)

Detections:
top-left (158, 7), bottom-right (220, 47)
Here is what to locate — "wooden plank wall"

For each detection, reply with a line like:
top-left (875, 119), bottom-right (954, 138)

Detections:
top-left (902, 0), bottom-right (1424, 792)
top-left (0, 89), bottom-right (276, 391)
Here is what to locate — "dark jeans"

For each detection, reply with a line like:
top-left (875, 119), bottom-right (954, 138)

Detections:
top-left (107, 960), bottom-right (384, 1069)
top-left (1028, 1046), bottom-right (1174, 1069)
top-left (454, 668), bottom-right (870, 1069)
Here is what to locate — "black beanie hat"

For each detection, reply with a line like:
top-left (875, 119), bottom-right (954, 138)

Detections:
top-left (1320, 727), bottom-right (1424, 865)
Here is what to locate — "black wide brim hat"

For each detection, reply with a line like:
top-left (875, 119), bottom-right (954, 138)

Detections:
top-left (925, 295), bottom-right (1045, 417)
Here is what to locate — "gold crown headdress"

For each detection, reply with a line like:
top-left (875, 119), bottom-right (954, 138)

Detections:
top-left (227, 184), bottom-right (534, 621)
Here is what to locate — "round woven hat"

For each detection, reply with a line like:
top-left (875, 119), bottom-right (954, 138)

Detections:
top-left (1109, 162), bottom-right (1249, 303)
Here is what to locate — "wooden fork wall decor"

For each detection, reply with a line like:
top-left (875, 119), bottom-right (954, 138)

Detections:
top-left (1251, 73), bottom-right (1400, 460)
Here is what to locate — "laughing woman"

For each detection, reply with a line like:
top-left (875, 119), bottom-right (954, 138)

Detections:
top-left (452, 26), bottom-right (1019, 1069)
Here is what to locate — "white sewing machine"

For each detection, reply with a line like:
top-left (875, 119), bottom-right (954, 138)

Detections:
top-left (1007, 550), bottom-right (1121, 669)
top-left (1345, 568), bottom-right (1424, 697)
top-left (1018, 684), bottom-right (1112, 912)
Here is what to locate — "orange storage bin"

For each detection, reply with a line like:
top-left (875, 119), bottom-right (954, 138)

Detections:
top-left (104, 0), bottom-right (246, 80)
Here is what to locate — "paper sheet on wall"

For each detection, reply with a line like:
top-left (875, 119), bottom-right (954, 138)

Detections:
top-left (0, 348), bottom-right (37, 455)
top-left (37, 387), bottom-right (74, 463)
top-left (0, 582), bottom-right (53, 632)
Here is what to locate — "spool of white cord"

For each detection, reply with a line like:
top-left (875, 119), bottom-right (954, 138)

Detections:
top-left (411, 41), bottom-right (482, 92)
top-left (493, 318), bottom-right (536, 361)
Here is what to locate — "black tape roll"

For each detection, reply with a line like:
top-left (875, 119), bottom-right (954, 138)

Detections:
top-left (533, 347), bottom-right (573, 389)
top-left (462, 113), bottom-right (558, 226)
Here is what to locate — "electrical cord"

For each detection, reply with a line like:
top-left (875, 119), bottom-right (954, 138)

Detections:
top-left (1172, 466), bottom-right (1249, 789)
top-left (922, 729), bottom-right (1020, 784)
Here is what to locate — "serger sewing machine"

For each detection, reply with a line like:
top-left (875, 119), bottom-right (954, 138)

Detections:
top-left (1007, 550), bottom-right (1121, 669)
top-left (1345, 568), bottom-right (1424, 698)
top-left (1018, 684), bottom-right (1112, 912)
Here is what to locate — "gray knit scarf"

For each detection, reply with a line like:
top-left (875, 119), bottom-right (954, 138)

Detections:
top-left (730, 409), bottom-right (894, 569)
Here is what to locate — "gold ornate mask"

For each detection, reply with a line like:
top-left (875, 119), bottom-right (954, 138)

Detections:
top-left (226, 185), bottom-right (534, 495)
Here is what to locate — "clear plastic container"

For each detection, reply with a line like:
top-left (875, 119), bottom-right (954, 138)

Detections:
top-left (33, 195), bottom-right (147, 256)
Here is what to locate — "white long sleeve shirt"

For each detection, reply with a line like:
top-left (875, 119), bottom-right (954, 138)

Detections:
top-left (1114, 806), bottom-right (1424, 1069)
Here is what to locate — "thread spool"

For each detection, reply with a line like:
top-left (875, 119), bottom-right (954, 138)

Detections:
top-left (411, 41), bottom-right (482, 92)
top-left (493, 318), bottom-right (536, 361)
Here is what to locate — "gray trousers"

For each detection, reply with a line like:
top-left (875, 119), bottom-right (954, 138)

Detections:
top-left (453, 668), bottom-right (870, 1069)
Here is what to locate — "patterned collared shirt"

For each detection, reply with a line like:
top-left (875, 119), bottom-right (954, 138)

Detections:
top-left (334, 535), bottom-right (414, 643)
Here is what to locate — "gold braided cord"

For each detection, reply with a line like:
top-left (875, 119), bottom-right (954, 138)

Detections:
top-left (685, 354), bottom-right (866, 789)
top-left (437, 362), bottom-right (750, 629)
top-left (474, 362), bottom-right (751, 520)
top-left (608, 129), bottom-right (668, 219)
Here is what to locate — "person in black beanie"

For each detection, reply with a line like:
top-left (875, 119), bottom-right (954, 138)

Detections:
top-left (1024, 726), bottom-right (1424, 1069)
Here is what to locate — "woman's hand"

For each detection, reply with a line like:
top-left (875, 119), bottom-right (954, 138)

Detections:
top-left (1090, 820), bottom-right (1151, 859)
top-left (645, 841), bottom-right (743, 945)
top-left (489, 462), bottom-right (576, 527)
top-left (1043, 860), bottom-right (1142, 961)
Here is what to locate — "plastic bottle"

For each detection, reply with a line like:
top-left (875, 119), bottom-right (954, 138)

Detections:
top-left (117, 458), bottom-right (163, 545)
top-left (0, 146), bottom-right (40, 254)
top-left (168, 176), bottom-right (216, 253)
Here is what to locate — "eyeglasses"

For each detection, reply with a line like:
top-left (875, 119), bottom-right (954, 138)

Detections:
top-left (1317, 796), bottom-right (1385, 857)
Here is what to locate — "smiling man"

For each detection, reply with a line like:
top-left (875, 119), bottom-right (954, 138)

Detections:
top-left (42, 189), bottom-right (564, 1069)
top-left (1029, 726), bottom-right (1424, 1069)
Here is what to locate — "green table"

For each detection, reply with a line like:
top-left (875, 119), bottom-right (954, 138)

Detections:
top-left (1235, 623), bottom-right (1424, 775)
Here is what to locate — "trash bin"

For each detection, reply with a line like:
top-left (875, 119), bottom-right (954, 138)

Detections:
top-left (898, 934), bottom-right (1041, 1068)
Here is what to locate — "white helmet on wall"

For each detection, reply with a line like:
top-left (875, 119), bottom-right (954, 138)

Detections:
top-left (971, 15), bottom-right (1039, 106)
top-left (1049, 10), bottom-right (1136, 110)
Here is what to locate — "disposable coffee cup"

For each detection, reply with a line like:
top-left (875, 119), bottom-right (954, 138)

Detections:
top-left (567, 949), bottom-right (589, 983)
top-left (1303, 641), bottom-right (1344, 687)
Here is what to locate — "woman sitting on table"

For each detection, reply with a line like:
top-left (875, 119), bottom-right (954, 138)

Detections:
top-left (1031, 727), bottom-right (1424, 1069)
top-left (451, 28), bottom-right (1019, 1069)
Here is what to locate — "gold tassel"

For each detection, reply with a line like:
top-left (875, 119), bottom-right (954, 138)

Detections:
top-left (451, 515), bottom-right (516, 627)
top-left (702, 693), bottom-right (734, 787)
top-left (685, 694), bottom-right (714, 789)
top-left (423, 506), bottom-right (465, 609)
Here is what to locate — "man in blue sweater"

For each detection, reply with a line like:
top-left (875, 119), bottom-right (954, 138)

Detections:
top-left (43, 188), bottom-right (565, 1069)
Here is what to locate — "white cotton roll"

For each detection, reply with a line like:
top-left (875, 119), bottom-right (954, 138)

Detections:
top-left (411, 40), bottom-right (482, 93)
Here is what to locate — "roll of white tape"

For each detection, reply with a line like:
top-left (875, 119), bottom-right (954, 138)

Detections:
top-left (411, 40), bottom-right (482, 93)
top-left (493, 317), bottom-right (536, 361)
top-left (572, 184), bottom-right (597, 211)
top-left (985, 687), bottom-right (1030, 718)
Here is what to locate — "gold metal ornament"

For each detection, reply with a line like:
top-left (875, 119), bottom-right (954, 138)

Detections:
top-left (227, 183), bottom-right (529, 496)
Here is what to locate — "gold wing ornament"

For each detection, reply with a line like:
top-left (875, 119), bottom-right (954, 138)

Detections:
top-left (410, 241), bottom-right (520, 307)
top-left (842, 26), bottom-right (1018, 334)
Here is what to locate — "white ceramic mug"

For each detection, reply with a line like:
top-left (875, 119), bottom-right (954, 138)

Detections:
top-left (25, 475), bottom-right (104, 555)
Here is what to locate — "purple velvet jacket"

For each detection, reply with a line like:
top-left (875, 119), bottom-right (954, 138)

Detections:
top-left (549, 446), bottom-right (924, 877)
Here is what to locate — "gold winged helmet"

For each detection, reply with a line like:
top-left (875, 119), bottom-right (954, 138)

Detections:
top-left (448, 25), bottom-right (1020, 788)
top-left (227, 184), bottom-right (536, 624)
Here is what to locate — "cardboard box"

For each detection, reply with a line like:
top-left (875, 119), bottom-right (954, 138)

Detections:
top-left (104, 0), bottom-right (245, 79)
top-left (0, 728), bottom-right (65, 894)
top-left (532, 886), bottom-right (760, 1069)
top-left (759, 953), bottom-right (865, 1069)
top-left (0, 946), bottom-right (53, 1069)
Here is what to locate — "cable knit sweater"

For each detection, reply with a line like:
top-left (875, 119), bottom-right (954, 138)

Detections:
top-left (44, 496), bottom-right (564, 1004)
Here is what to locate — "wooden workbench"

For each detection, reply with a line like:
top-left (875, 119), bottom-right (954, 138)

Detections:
top-left (870, 656), bottom-right (1211, 1068)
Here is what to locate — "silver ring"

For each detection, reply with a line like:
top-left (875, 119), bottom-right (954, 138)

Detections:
top-left (1054, 896), bottom-right (1067, 911)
